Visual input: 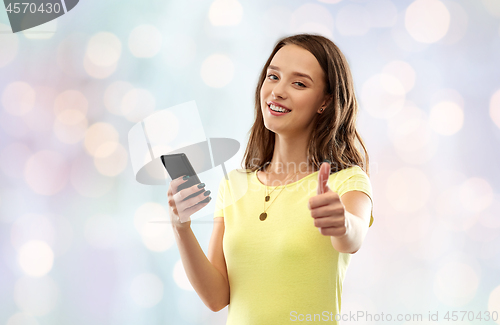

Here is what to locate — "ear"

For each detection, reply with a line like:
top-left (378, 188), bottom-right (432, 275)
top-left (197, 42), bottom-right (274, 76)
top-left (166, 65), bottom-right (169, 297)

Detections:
top-left (319, 94), bottom-right (333, 112)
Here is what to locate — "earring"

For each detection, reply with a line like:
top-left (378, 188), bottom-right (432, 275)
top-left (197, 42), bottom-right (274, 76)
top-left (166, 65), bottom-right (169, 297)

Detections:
top-left (320, 108), bottom-right (324, 112)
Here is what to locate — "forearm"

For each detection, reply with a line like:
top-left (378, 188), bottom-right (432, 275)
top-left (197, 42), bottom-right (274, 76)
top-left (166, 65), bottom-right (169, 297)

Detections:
top-left (330, 211), bottom-right (368, 254)
top-left (173, 227), bottom-right (230, 311)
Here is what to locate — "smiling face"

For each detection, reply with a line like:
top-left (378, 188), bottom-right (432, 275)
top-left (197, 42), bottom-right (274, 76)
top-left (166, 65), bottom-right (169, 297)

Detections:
top-left (260, 44), bottom-right (330, 136)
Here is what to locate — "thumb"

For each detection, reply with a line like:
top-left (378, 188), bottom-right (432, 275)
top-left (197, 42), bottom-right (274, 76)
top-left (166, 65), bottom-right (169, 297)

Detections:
top-left (317, 160), bottom-right (331, 195)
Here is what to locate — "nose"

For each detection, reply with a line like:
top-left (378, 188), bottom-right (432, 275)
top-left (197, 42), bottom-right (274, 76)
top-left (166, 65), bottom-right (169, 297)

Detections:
top-left (271, 80), bottom-right (287, 100)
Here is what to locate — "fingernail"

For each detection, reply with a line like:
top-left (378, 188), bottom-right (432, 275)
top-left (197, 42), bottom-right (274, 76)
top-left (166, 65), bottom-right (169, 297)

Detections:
top-left (197, 183), bottom-right (205, 188)
top-left (183, 175), bottom-right (190, 180)
top-left (323, 159), bottom-right (331, 164)
top-left (204, 190), bottom-right (211, 196)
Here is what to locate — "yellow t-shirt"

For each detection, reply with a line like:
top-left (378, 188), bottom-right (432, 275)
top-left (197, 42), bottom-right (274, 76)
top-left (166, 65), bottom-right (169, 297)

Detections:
top-left (213, 165), bottom-right (373, 324)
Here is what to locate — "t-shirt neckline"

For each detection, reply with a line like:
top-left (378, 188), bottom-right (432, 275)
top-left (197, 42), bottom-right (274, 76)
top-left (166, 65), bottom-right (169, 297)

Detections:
top-left (253, 169), bottom-right (319, 188)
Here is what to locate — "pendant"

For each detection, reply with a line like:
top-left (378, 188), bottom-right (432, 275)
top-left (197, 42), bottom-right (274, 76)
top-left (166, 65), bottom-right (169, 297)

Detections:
top-left (259, 212), bottom-right (267, 221)
top-left (265, 195), bottom-right (270, 202)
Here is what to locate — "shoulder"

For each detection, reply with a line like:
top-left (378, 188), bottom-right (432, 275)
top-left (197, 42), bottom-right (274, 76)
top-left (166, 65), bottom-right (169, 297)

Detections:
top-left (330, 165), bottom-right (367, 181)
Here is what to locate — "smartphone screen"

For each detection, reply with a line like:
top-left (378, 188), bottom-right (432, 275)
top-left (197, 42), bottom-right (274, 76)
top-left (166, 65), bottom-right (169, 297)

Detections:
top-left (160, 153), bottom-right (207, 203)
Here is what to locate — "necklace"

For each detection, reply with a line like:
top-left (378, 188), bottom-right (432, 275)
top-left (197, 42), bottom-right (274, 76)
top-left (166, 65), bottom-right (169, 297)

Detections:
top-left (259, 167), bottom-right (299, 221)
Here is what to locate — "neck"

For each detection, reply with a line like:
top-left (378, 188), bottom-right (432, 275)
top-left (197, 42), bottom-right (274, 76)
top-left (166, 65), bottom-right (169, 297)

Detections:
top-left (265, 132), bottom-right (315, 176)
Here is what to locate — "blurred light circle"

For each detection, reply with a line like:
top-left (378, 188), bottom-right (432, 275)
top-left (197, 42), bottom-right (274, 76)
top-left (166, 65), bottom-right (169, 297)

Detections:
top-left (391, 17), bottom-right (431, 53)
top-left (386, 167), bottom-right (430, 212)
top-left (261, 7), bottom-right (292, 41)
top-left (6, 313), bottom-right (39, 325)
top-left (436, 186), bottom-right (478, 232)
top-left (11, 214), bottom-right (56, 251)
top-left (24, 150), bottom-right (68, 196)
top-left (162, 33), bottom-right (197, 69)
top-left (104, 81), bottom-right (134, 115)
top-left (489, 285), bottom-right (500, 321)
top-left (361, 74), bottom-right (406, 119)
top-left (53, 90), bottom-right (88, 116)
top-left (387, 103), bottom-right (432, 152)
top-left (128, 24), bottom-right (162, 58)
top-left (173, 259), bottom-right (194, 291)
top-left (433, 261), bottom-right (479, 306)
top-left (431, 88), bottom-right (465, 108)
top-left (120, 88), bottom-right (156, 122)
top-left (2, 82), bottom-right (36, 116)
top-left (459, 177), bottom-right (494, 213)
top-left (429, 101), bottom-right (464, 135)
top-left (136, 202), bottom-right (174, 252)
top-left (405, 0), bottom-right (450, 43)
top-left (53, 110), bottom-right (88, 144)
top-left (145, 110), bottom-right (179, 145)
top-left (86, 32), bottom-right (122, 67)
top-left (293, 22), bottom-right (334, 39)
top-left (386, 209), bottom-right (431, 244)
top-left (55, 109), bottom-right (85, 125)
top-left (70, 155), bottom-right (114, 198)
top-left (482, 0), bottom-right (500, 18)
top-left (0, 143), bottom-right (32, 178)
top-left (84, 122), bottom-right (119, 157)
top-left (200, 54), bottom-right (234, 88)
top-left (93, 141), bottom-right (119, 158)
top-left (18, 240), bottom-right (54, 277)
top-left (209, 0), bottom-right (243, 26)
top-left (84, 214), bottom-right (122, 249)
top-left (366, 0), bottom-right (398, 28)
top-left (0, 23), bottom-right (19, 68)
top-left (408, 222), bottom-right (453, 262)
top-left (93, 142), bottom-right (128, 177)
top-left (22, 19), bottom-right (57, 40)
top-left (382, 60), bottom-right (416, 93)
top-left (440, 1), bottom-right (468, 45)
top-left (134, 202), bottom-right (168, 233)
top-left (490, 89), bottom-right (500, 129)
top-left (141, 225), bottom-right (174, 252)
top-left (14, 276), bottom-right (59, 316)
top-left (397, 268), bottom-right (434, 310)
top-left (290, 4), bottom-right (334, 39)
top-left (83, 55), bottom-right (117, 79)
top-left (336, 4), bottom-right (371, 36)
top-left (129, 273), bottom-right (164, 308)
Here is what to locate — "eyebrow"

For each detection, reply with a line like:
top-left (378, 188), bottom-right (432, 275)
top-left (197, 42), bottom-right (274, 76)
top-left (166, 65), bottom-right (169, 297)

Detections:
top-left (267, 65), bottom-right (314, 83)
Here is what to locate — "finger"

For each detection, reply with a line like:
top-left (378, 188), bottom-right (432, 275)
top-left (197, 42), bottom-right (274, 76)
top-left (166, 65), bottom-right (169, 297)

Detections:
top-left (313, 216), bottom-right (345, 228)
top-left (317, 161), bottom-right (331, 195)
top-left (308, 191), bottom-right (341, 210)
top-left (176, 189), bottom-right (211, 213)
top-left (310, 204), bottom-right (343, 219)
top-left (318, 226), bottom-right (347, 237)
top-left (170, 175), bottom-right (191, 195)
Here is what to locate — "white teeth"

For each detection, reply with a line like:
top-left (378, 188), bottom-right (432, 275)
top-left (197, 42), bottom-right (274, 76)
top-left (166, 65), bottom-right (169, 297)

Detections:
top-left (269, 103), bottom-right (290, 113)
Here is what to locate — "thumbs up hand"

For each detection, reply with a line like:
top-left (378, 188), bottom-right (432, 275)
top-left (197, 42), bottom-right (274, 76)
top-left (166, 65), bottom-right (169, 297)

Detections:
top-left (307, 161), bottom-right (348, 237)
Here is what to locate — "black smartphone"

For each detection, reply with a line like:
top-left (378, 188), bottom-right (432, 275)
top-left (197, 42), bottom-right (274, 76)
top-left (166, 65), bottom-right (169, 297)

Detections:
top-left (160, 153), bottom-right (208, 203)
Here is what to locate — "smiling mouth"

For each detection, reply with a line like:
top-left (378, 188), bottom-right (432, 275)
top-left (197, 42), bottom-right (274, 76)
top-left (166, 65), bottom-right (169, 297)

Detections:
top-left (268, 103), bottom-right (291, 113)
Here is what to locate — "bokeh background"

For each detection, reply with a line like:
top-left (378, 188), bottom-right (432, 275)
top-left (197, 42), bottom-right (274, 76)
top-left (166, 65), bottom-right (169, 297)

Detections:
top-left (1, 0), bottom-right (500, 324)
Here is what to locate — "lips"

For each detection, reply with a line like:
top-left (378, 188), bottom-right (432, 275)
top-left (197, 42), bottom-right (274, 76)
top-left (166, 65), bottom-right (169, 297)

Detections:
top-left (267, 101), bottom-right (291, 113)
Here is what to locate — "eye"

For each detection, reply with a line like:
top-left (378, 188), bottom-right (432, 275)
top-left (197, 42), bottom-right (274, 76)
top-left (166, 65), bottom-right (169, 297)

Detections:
top-left (294, 81), bottom-right (306, 88)
top-left (267, 74), bottom-right (278, 80)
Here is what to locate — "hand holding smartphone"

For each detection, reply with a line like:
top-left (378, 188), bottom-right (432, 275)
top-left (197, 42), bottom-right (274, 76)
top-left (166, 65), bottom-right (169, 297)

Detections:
top-left (161, 153), bottom-right (210, 204)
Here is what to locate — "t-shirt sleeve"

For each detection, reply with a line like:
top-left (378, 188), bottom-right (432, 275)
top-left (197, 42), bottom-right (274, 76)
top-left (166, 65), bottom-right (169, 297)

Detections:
top-left (213, 176), bottom-right (227, 218)
top-left (335, 166), bottom-right (374, 227)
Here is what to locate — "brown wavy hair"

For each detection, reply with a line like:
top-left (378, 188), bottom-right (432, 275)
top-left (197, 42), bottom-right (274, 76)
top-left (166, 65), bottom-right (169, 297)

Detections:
top-left (240, 33), bottom-right (370, 176)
